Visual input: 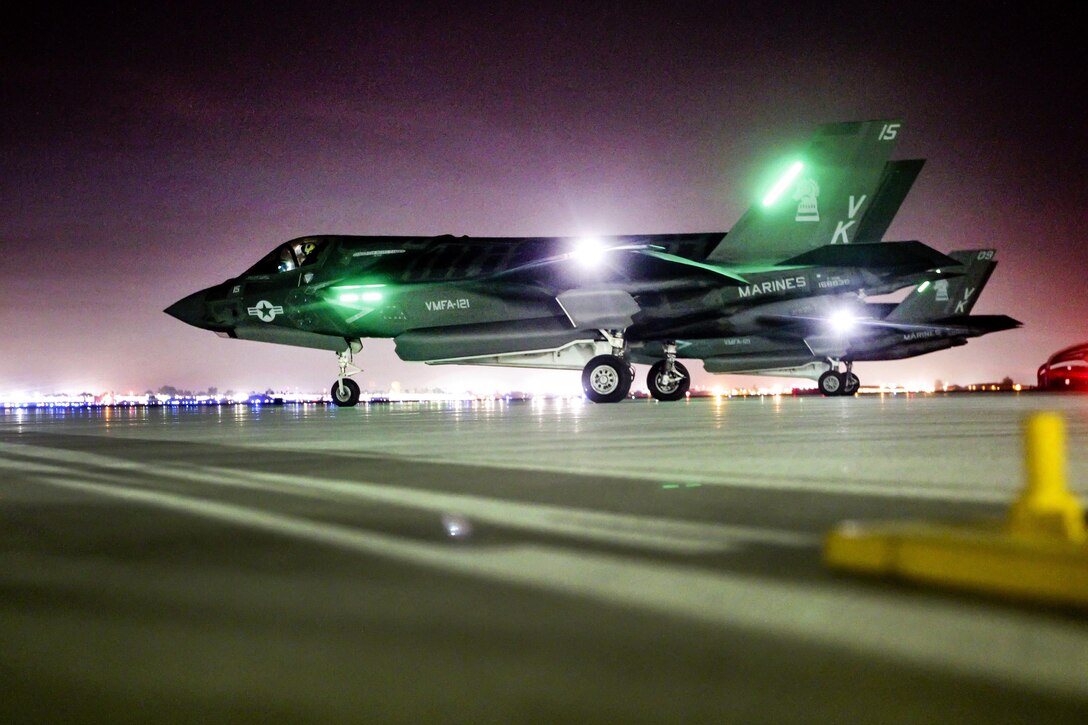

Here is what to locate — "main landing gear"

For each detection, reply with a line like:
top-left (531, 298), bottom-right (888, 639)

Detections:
top-left (646, 342), bottom-right (689, 402)
top-left (581, 329), bottom-right (635, 404)
top-left (817, 360), bottom-right (860, 397)
top-left (581, 336), bottom-right (689, 404)
top-left (581, 355), bottom-right (633, 404)
top-left (330, 346), bottom-right (363, 407)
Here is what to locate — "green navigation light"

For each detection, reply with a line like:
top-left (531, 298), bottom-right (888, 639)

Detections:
top-left (762, 161), bottom-right (804, 207)
top-left (917, 281), bottom-right (930, 293)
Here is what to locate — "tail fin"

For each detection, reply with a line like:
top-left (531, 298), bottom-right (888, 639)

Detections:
top-left (708, 119), bottom-right (904, 265)
top-left (887, 249), bottom-right (997, 322)
top-left (852, 159), bottom-right (925, 243)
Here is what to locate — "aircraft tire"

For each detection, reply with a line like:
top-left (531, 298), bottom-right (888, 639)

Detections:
top-left (647, 360), bottom-right (690, 401)
top-left (330, 378), bottom-right (361, 407)
top-left (582, 355), bottom-right (631, 403)
top-left (617, 365), bottom-right (635, 400)
top-left (817, 371), bottom-right (843, 397)
top-left (843, 372), bottom-right (860, 395)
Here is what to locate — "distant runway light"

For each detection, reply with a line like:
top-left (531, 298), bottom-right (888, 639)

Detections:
top-left (762, 161), bottom-right (804, 207)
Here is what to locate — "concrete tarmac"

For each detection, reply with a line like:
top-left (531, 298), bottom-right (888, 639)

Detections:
top-left (1, 393), bottom-right (1087, 723)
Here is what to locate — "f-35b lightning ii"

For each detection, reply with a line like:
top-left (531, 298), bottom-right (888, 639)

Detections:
top-left (166, 119), bottom-right (1019, 404)
top-left (671, 248), bottom-right (1020, 395)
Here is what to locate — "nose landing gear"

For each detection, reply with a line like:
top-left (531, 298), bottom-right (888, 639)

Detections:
top-left (330, 344), bottom-right (363, 407)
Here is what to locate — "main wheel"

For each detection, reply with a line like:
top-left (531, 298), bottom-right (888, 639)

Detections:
top-left (330, 378), bottom-right (361, 407)
top-left (817, 371), bottom-right (843, 397)
top-left (617, 364), bottom-right (635, 400)
top-left (581, 355), bottom-right (631, 403)
top-left (843, 372), bottom-right (860, 395)
top-left (647, 360), bottom-right (690, 401)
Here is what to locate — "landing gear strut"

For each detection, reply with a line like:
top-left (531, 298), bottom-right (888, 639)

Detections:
top-left (330, 345), bottom-right (362, 407)
top-left (647, 342), bottom-right (689, 401)
top-left (581, 329), bottom-right (632, 404)
top-left (843, 365), bottom-right (860, 395)
top-left (818, 359), bottom-right (860, 397)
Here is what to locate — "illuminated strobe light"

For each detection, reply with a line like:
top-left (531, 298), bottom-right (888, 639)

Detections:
top-left (917, 281), bottom-right (931, 293)
top-left (762, 161), bottom-right (804, 207)
top-left (572, 237), bottom-right (605, 267)
top-left (360, 291), bottom-right (383, 302)
top-left (829, 309), bottom-right (857, 335)
top-left (338, 293), bottom-right (360, 303)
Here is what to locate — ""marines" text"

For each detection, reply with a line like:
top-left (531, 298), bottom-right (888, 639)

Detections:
top-left (737, 276), bottom-right (808, 298)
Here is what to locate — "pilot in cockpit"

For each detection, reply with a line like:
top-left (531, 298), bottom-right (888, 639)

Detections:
top-left (297, 240), bottom-right (317, 265)
top-left (277, 245), bottom-right (297, 273)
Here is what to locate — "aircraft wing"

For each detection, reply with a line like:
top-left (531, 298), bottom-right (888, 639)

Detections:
top-left (482, 243), bottom-right (749, 285)
top-left (632, 249), bottom-right (749, 284)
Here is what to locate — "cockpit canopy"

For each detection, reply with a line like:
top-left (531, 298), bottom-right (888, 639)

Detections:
top-left (245, 238), bottom-right (328, 276)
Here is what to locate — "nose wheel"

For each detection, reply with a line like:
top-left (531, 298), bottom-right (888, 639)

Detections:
top-left (331, 378), bottom-right (361, 407)
top-left (330, 345), bottom-right (363, 407)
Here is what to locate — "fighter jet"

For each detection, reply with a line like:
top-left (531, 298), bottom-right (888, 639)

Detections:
top-left (166, 119), bottom-right (1005, 404)
top-left (648, 249), bottom-right (1020, 395)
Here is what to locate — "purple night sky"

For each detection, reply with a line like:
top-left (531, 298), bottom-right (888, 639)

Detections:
top-left (2, 3), bottom-right (1083, 395)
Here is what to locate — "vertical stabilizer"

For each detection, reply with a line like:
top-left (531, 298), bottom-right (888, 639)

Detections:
top-left (709, 119), bottom-right (903, 265)
top-left (852, 159), bottom-right (925, 243)
top-left (887, 249), bottom-right (997, 322)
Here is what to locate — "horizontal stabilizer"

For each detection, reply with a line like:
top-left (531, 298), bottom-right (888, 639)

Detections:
top-left (928, 314), bottom-right (1022, 332)
top-left (780, 241), bottom-right (959, 270)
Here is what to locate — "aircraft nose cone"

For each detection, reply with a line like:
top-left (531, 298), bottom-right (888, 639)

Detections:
top-left (164, 290), bottom-right (209, 328)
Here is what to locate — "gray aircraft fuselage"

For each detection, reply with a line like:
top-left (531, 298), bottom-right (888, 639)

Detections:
top-left (166, 233), bottom-right (945, 361)
top-left (165, 119), bottom-right (1018, 403)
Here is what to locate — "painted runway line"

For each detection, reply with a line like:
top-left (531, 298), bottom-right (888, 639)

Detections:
top-left (3, 442), bottom-right (1087, 699)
